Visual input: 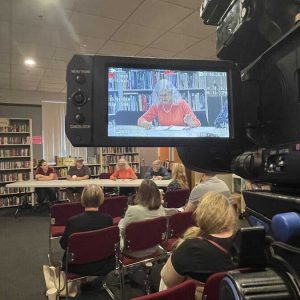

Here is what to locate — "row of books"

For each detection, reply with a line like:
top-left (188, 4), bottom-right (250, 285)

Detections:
top-left (0, 136), bottom-right (30, 145)
top-left (0, 123), bottom-right (29, 133)
top-left (0, 148), bottom-right (30, 157)
top-left (89, 166), bottom-right (101, 175)
top-left (102, 147), bottom-right (138, 154)
top-left (0, 187), bottom-right (30, 195)
top-left (108, 91), bottom-right (207, 114)
top-left (0, 160), bottom-right (30, 169)
top-left (102, 165), bottom-right (115, 173)
top-left (108, 70), bottom-right (213, 91)
top-left (103, 155), bottom-right (139, 164)
top-left (0, 172), bottom-right (30, 182)
top-left (0, 194), bottom-right (32, 207)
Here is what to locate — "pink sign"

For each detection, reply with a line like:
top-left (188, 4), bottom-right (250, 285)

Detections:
top-left (32, 135), bottom-right (42, 144)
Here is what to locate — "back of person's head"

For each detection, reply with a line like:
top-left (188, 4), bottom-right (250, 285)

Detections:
top-left (195, 191), bottom-right (236, 237)
top-left (37, 159), bottom-right (46, 168)
top-left (81, 184), bottom-right (104, 208)
top-left (135, 179), bottom-right (161, 210)
top-left (172, 163), bottom-right (189, 189)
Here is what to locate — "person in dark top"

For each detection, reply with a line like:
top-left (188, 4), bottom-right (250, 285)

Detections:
top-left (144, 160), bottom-right (171, 180)
top-left (66, 158), bottom-right (91, 202)
top-left (166, 163), bottom-right (189, 193)
top-left (160, 191), bottom-right (236, 299)
top-left (35, 159), bottom-right (58, 205)
top-left (60, 184), bottom-right (113, 276)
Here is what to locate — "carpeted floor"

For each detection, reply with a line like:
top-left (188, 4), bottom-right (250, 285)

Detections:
top-left (0, 206), bottom-right (146, 300)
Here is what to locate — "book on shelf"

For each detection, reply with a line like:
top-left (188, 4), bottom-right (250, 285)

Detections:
top-left (0, 136), bottom-right (30, 144)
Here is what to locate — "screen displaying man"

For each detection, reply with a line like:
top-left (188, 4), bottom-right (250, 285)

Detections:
top-left (144, 160), bottom-right (171, 180)
top-left (66, 158), bottom-right (91, 202)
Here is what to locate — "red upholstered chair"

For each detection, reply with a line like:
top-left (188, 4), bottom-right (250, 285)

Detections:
top-left (99, 195), bottom-right (128, 225)
top-left (64, 226), bottom-right (120, 299)
top-left (49, 202), bottom-right (84, 264)
top-left (119, 217), bottom-right (168, 299)
top-left (164, 189), bottom-right (190, 208)
top-left (131, 280), bottom-right (196, 300)
top-left (166, 212), bottom-right (196, 251)
top-left (202, 272), bottom-right (227, 300)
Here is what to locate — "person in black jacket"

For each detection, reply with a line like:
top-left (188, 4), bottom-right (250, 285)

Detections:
top-left (60, 184), bottom-right (114, 276)
top-left (144, 160), bottom-right (171, 180)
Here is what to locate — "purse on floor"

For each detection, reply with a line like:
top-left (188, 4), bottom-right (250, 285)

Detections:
top-left (43, 265), bottom-right (79, 297)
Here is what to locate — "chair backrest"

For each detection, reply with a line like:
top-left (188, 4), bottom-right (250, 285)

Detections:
top-left (68, 226), bottom-right (119, 264)
top-left (168, 212), bottom-right (196, 239)
top-left (164, 189), bottom-right (190, 208)
top-left (125, 216), bottom-right (167, 252)
top-left (99, 173), bottom-right (112, 179)
top-left (99, 196), bottom-right (128, 218)
top-left (131, 280), bottom-right (196, 300)
top-left (50, 202), bottom-right (84, 226)
top-left (202, 272), bottom-right (227, 300)
top-left (115, 110), bottom-right (144, 125)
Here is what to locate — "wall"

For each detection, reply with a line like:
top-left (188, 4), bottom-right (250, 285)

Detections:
top-left (0, 103), bottom-right (42, 159)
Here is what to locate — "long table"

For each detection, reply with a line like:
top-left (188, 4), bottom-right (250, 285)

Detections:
top-left (6, 179), bottom-right (172, 188)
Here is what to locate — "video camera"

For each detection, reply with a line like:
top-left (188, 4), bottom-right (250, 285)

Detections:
top-left (65, 0), bottom-right (300, 298)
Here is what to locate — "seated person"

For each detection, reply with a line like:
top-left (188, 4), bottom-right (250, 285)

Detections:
top-left (66, 158), bottom-right (91, 202)
top-left (110, 158), bottom-right (137, 180)
top-left (118, 179), bottom-right (166, 258)
top-left (60, 184), bottom-right (114, 276)
top-left (144, 160), bottom-right (171, 180)
top-left (166, 163), bottom-right (189, 193)
top-left (35, 159), bottom-right (58, 205)
top-left (137, 79), bottom-right (201, 129)
top-left (160, 192), bottom-right (236, 299)
top-left (185, 173), bottom-right (230, 213)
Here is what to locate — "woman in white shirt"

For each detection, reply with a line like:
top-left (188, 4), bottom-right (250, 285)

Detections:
top-left (118, 179), bottom-right (166, 258)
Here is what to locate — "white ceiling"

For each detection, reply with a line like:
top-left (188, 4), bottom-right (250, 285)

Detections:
top-left (0, 0), bottom-right (216, 96)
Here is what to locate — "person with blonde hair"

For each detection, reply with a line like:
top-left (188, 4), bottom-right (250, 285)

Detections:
top-left (118, 179), bottom-right (166, 258)
top-left (166, 163), bottom-right (189, 192)
top-left (160, 192), bottom-right (236, 298)
top-left (60, 184), bottom-right (114, 276)
top-left (110, 158), bottom-right (138, 180)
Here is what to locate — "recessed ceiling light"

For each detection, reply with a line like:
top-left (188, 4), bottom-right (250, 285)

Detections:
top-left (24, 58), bottom-right (36, 66)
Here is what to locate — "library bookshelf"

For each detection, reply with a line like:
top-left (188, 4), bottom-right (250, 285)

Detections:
top-left (98, 147), bottom-right (140, 175)
top-left (0, 118), bottom-right (33, 208)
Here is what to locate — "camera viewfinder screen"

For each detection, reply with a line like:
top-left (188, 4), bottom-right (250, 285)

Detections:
top-left (107, 67), bottom-right (229, 138)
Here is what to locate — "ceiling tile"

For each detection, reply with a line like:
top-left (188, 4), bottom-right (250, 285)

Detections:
top-left (127, 0), bottom-right (192, 30)
top-left (43, 69), bottom-right (66, 79)
top-left (55, 32), bottom-right (106, 52)
top-left (0, 72), bottom-right (9, 80)
top-left (171, 11), bottom-right (215, 39)
top-left (137, 47), bottom-right (175, 58)
top-left (13, 1), bottom-right (72, 30)
top-left (38, 82), bottom-right (65, 92)
top-left (0, 0), bottom-right (10, 22)
top-left (40, 76), bottom-right (65, 84)
top-left (175, 39), bottom-right (216, 59)
top-left (99, 40), bottom-right (142, 56)
top-left (161, 0), bottom-right (200, 9)
top-left (0, 53), bottom-right (9, 64)
top-left (0, 78), bottom-right (9, 88)
top-left (11, 55), bottom-right (50, 68)
top-left (12, 42), bottom-right (56, 59)
top-left (11, 81), bottom-right (38, 91)
top-left (47, 59), bottom-right (67, 70)
top-left (11, 73), bottom-right (42, 82)
top-left (53, 48), bottom-right (76, 61)
top-left (11, 64), bottom-right (45, 76)
top-left (0, 64), bottom-right (10, 72)
top-left (0, 40), bottom-right (10, 53)
top-left (69, 12), bottom-right (122, 39)
top-left (112, 23), bottom-right (165, 47)
top-left (0, 21), bottom-right (9, 41)
top-left (74, 0), bottom-right (143, 21)
top-left (150, 32), bottom-right (199, 52)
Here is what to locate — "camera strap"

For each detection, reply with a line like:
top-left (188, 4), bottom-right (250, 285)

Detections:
top-left (197, 236), bottom-right (229, 255)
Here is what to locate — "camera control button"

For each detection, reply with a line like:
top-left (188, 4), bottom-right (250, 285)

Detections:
top-left (72, 91), bottom-right (87, 106)
top-left (76, 74), bottom-right (86, 84)
top-left (74, 113), bottom-right (85, 124)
